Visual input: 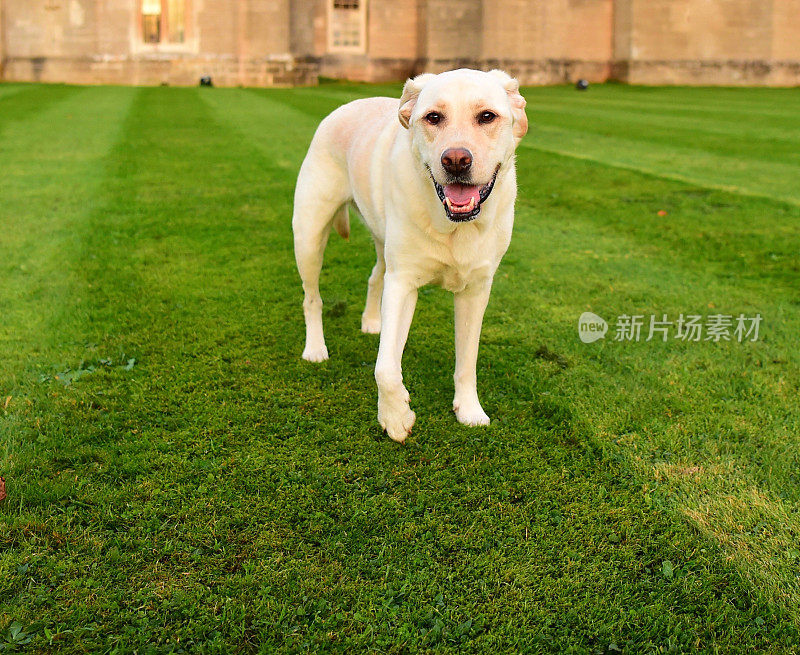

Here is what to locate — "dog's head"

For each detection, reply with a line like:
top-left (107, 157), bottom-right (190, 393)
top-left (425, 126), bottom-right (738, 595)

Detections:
top-left (399, 69), bottom-right (528, 223)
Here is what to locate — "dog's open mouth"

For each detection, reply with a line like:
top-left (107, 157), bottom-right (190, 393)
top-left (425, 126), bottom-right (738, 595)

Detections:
top-left (431, 167), bottom-right (499, 222)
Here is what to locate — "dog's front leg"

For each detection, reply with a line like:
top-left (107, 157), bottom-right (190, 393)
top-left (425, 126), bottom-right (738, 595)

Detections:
top-left (375, 273), bottom-right (418, 442)
top-left (453, 279), bottom-right (492, 426)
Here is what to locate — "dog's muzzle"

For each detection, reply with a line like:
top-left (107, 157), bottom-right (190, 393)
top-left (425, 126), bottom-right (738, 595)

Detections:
top-left (430, 166), bottom-right (500, 223)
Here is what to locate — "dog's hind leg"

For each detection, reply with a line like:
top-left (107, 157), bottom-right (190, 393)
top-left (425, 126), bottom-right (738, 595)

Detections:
top-left (292, 154), bottom-right (350, 362)
top-left (361, 240), bottom-right (385, 334)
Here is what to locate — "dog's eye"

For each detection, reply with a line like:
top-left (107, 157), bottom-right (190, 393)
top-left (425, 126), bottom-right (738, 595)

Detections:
top-left (478, 111), bottom-right (497, 124)
top-left (424, 112), bottom-right (443, 126)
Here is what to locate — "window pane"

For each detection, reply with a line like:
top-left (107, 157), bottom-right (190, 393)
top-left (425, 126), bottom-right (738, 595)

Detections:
top-left (142, 0), bottom-right (161, 43)
top-left (331, 0), bottom-right (363, 49)
top-left (142, 13), bottom-right (161, 43)
top-left (168, 0), bottom-right (185, 43)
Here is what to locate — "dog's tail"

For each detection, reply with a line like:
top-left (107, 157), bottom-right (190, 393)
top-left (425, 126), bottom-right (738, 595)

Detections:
top-left (333, 203), bottom-right (350, 240)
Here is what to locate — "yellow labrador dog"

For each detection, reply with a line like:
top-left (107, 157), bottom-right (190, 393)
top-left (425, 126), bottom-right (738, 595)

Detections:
top-left (292, 68), bottom-right (528, 442)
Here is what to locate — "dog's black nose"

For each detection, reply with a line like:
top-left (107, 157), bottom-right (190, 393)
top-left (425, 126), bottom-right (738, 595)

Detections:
top-left (441, 148), bottom-right (472, 176)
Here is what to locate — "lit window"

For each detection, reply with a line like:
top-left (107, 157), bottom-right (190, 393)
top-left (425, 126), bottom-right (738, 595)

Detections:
top-left (142, 0), bottom-right (162, 43)
top-left (141, 0), bottom-right (186, 44)
top-left (167, 0), bottom-right (185, 43)
top-left (329, 0), bottom-right (366, 52)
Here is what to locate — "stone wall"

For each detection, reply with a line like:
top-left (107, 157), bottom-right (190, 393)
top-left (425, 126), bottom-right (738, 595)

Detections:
top-left (0, 0), bottom-right (5, 77)
top-left (613, 0), bottom-right (800, 85)
top-left (0, 0), bottom-right (798, 86)
top-left (0, 0), bottom-right (316, 86)
top-left (416, 0), bottom-right (614, 84)
top-left (1, 54), bottom-right (319, 87)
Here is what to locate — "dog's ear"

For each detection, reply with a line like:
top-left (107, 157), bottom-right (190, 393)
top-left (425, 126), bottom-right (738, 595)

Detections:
top-left (489, 69), bottom-right (528, 143)
top-left (398, 73), bottom-right (435, 129)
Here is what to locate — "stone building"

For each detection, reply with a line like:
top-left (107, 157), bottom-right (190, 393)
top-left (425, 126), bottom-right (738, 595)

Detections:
top-left (0, 0), bottom-right (798, 86)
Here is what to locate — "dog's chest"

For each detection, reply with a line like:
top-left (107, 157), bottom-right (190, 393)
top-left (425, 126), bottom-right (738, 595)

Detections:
top-left (427, 226), bottom-right (494, 292)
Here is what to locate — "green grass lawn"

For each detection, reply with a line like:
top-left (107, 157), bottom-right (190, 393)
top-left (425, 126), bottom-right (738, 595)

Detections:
top-left (1, 80), bottom-right (799, 653)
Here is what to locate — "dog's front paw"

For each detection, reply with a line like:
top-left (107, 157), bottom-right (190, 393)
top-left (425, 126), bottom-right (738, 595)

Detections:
top-left (453, 400), bottom-right (490, 427)
top-left (379, 397), bottom-right (416, 443)
top-left (302, 345), bottom-right (329, 362)
top-left (382, 408), bottom-right (416, 442)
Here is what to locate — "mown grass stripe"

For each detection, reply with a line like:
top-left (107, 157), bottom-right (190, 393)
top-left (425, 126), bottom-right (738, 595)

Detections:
top-left (0, 85), bottom-right (138, 383)
top-left (524, 100), bottom-right (800, 158)
top-left (241, 82), bottom-right (404, 123)
top-left (525, 85), bottom-right (800, 119)
top-left (526, 94), bottom-right (800, 132)
top-left (0, 84), bottom-right (85, 134)
top-left (514, 148), bottom-right (800, 295)
top-left (519, 126), bottom-right (800, 206)
top-left (199, 87), bottom-right (327, 170)
top-left (0, 83), bottom-right (32, 101)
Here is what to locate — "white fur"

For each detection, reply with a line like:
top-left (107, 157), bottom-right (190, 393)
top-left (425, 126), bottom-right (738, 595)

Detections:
top-left (292, 68), bottom-right (528, 442)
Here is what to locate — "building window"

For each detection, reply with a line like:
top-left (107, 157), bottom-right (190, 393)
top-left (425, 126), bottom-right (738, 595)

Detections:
top-left (329, 0), bottom-right (366, 53)
top-left (141, 0), bottom-right (186, 44)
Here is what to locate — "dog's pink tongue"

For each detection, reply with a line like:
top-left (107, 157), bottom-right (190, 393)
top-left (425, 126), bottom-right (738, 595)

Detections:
top-left (444, 184), bottom-right (481, 206)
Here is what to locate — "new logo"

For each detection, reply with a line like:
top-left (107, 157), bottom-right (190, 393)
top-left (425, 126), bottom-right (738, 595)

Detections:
top-left (578, 312), bottom-right (608, 343)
